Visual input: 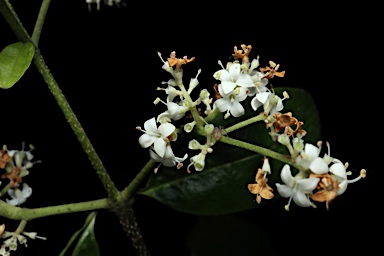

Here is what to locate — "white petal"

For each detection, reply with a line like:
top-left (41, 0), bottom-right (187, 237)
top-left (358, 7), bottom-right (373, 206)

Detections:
top-left (337, 180), bottom-right (348, 195)
top-left (167, 102), bottom-right (180, 115)
top-left (157, 111), bottom-right (172, 123)
top-left (149, 148), bottom-right (162, 162)
top-left (329, 163), bottom-right (347, 180)
top-left (280, 164), bottom-right (294, 186)
top-left (228, 63), bottom-right (241, 79)
top-left (164, 146), bottom-right (175, 158)
top-left (7, 189), bottom-right (16, 198)
top-left (234, 87), bottom-right (248, 102)
top-left (26, 152), bottom-right (34, 161)
top-left (251, 96), bottom-right (263, 111)
top-left (221, 81), bottom-right (236, 94)
top-left (309, 157), bottom-right (329, 174)
top-left (21, 183), bottom-right (32, 198)
top-left (256, 92), bottom-right (270, 104)
top-left (229, 102), bottom-right (245, 117)
top-left (175, 153), bottom-right (188, 163)
top-left (304, 143), bottom-right (320, 158)
top-left (276, 183), bottom-right (292, 198)
top-left (163, 159), bottom-right (176, 167)
top-left (297, 177), bottom-right (320, 193)
top-left (214, 98), bottom-right (230, 113)
top-left (158, 123), bottom-right (175, 138)
top-left (143, 117), bottom-right (158, 133)
top-left (236, 74), bottom-right (254, 88)
top-left (293, 191), bottom-right (314, 207)
top-left (215, 69), bottom-right (230, 81)
top-left (6, 198), bottom-right (20, 206)
top-left (274, 97), bottom-right (284, 112)
top-left (154, 138), bottom-right (167, 157)
top-left (138, 134), bottom-right (156, 148)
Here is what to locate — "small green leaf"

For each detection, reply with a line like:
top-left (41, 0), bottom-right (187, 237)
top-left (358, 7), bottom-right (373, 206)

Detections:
top-left (139, 87), bottom-right (320, 215)
top-left (0, 42), bottom-right (35, 89)
top-left (59, 211), bottom-right (100, 256)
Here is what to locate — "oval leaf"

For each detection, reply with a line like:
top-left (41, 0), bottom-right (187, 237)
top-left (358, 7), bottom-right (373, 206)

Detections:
top-left (139, 87), bottom-right (320, 215)
top-left (0, 42), bottom-right (35, 89)
top-left (72, 212), bottom-right (100, 256)
top-left (59, 211), bottom-right (100, 256)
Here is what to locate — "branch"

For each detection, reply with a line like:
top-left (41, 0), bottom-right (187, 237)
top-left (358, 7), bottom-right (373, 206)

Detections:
top-left (219, 136), bottom-right (304, 171)
top-left (0, 198), bottom-right (108, 221)
top-left (0, 0), bottom-right (120, 203)
top-left (32, 0), bottom-right (51, 45)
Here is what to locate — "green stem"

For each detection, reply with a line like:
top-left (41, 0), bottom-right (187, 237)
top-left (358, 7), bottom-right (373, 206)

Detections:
top-left (204, 107), bottom-right (219, 124)
top-left (224, 112), bottom-right (266, 133)
top-left (176, 79), bottom-right (205, 130)
top-left (15, 219), bottom-right (27, 234)
top-left (0, 183), bottom-right (10, 197)
top-left (33, 52), bottom-right (120, 202)
top-left (121, 159), bottom-right (156, 202)
top-left (0, 0), bottom-right (120, 203)
top-left (219, 136), bottom-right (303, 171)
top-left (0, 198), bottom-right (109, 221)
top-left (31, 0), bottom-right (51, 45)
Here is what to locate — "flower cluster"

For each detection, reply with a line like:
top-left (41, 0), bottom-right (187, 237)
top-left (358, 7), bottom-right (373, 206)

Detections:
top-left (213, 44), bottom-right (287, 119)
top-left (137, 44), bottom-right (367, 211)
top-left (0, 224), bottom-right (46, 255)
top-left (0, 143), bottom-right (39, 206)
top-left (279, 141), bottom-right (366, 210)
top-left (137, 45), bottom-right (290, 173)
top-left (251, 142), bottom-right (366, 210)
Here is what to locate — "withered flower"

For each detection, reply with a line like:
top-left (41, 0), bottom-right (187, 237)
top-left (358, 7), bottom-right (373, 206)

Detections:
top-left (1, 167), bottom-right (23, 188)
top-left (167, 51), bottom-right (195, 70)
top-left (260, 61), bottom-right (285, 79)
top-left (0, 149), bottom-right (12, 169)
top-left (213, 84), bottom-right (222, 99)
top-left (248, 168), bottom-right (274, 204)
top-left (273, 112), bottom-right (298, 133)
top-left (310, 173), bottom-right (340, 210)
top-left (232, 44), bottom-right (252, 63)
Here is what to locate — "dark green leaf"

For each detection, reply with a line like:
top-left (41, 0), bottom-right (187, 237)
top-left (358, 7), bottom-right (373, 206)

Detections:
top-left (0, 42), bottom-right (35, 89)
top-left (139, 87), bottom-right (320, 215)
top-left (71, 212), bottom-right (100, 256)
top-left (58, 211), bottom-right (100, 256)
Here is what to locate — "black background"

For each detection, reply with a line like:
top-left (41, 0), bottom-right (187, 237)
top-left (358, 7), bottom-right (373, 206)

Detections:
top-left (0, 1), bottom-right (379, 255)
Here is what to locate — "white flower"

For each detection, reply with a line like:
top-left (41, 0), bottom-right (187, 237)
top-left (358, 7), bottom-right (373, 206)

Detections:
top-left (250, 91), bottom-right (284, 115)
top-left (295, 143), bottom-right (321, 171)
top-left (276, 164), bottom-right (320, 211)
top-left (213, 62), bottom-right (254, 94)
top-left (214, 85), bottom-right (248, 118)
top-left (157, 100), bottom-right (188, 122)
top-left (1, 230), bottom-right (46, 253)
top-left (138, 117), bottom-right (175, 157)
top-left (0, 246), bottom-right (9, 256)
top-left (247, 70), bottom-right (269, 96)
top-left (6, 183), bottom-right (32, 206)
top-left (187, 152), bottom-right (207, 172)
top-left (329, 162), bottom-right (366, 195)
top-left (149, 146), bottom-right (187, 172)
top-left (158, 83), bottom-right (181, 102)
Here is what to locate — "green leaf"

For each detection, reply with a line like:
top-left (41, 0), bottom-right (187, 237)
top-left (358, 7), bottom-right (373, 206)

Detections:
top-left (0, 42), bottom-right (35, 89)
top-left (59, 211), bottom-right (100, 256)
top-left (139, 87), bottom-right (320, 215)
